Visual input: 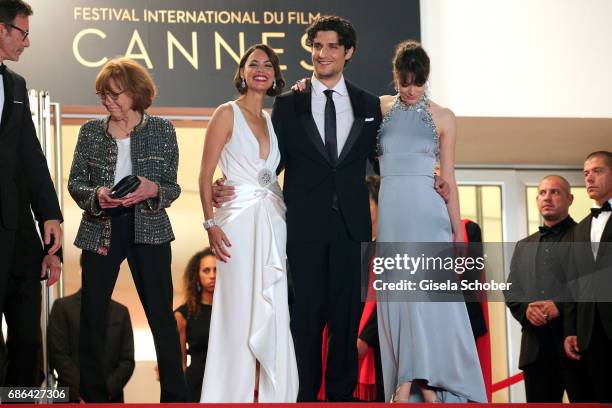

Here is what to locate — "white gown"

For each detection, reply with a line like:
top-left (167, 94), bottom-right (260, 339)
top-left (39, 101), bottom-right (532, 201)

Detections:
top-left (200, 101), bottom-right (298, 402)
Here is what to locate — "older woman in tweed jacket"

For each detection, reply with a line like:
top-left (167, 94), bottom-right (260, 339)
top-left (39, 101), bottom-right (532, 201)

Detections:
top-left (67, 57), bottom-right (186, 403)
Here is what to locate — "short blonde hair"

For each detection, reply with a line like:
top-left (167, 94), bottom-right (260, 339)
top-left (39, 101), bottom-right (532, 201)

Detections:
top-left (95, 57), bottom-right (156, 112)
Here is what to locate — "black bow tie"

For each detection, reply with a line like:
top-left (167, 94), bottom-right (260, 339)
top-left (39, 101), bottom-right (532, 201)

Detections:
top-left (591, 201), bottom-right (612, 218)
top-left (0, 64), bottom-right (6, 75)
top-left (538, 226), bottom-right (555, 236)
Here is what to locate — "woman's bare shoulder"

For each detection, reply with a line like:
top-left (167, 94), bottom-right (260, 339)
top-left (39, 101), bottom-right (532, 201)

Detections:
top-left (207, 103), bottom-right (235, 143)
top-left (209, 102), bottom-right (235, 127)
top-left (380, 94), bottom-right (396, 115)
top-left (428, 100), bottom-right (455, 123)
top-left (213, 102), bottom-right (234, 117)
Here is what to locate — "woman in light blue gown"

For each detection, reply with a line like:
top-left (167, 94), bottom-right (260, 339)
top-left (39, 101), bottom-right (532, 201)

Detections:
top-left (376, 41), bottom-right (486, 403)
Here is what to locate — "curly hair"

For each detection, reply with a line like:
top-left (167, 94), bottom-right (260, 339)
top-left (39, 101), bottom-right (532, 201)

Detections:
top-left (305, 15), bottom-right (357, 53)
top-left (183, 247), bottom-right (214, 316)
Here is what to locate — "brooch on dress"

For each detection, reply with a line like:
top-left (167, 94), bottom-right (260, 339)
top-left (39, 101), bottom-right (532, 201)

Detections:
top-left (257, 168), bottom-right (275, 187)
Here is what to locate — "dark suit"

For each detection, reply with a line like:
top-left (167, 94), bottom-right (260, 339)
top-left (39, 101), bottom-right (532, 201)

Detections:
top-left (564, 211), bottom-right (612, 403)
top-left (506, 217), bottom-right (591, 402)
top-left (272, 80), bottom-right (381, 401)
top-left (48, 290), bottom-right (135, 403)
top-left (0, 66), bottom-right (62, 387)
top-left (2, 170), bottom-right (46, 388)
top-left (0, 329), bottom-right (6, 385)
top-left (463, 221), bottom-right (488, 340)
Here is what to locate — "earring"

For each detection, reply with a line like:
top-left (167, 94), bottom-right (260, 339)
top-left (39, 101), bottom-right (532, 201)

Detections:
top-left (241, 77), bottom-right (246, 89)
top-left (272, 79), bottom-right (276, 90)
top-left (196, 282), bottom-right (202, 292)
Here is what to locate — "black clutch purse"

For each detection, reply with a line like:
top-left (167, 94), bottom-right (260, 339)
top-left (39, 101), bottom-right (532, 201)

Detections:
top-left (110, 175), bottom-right (141, 198)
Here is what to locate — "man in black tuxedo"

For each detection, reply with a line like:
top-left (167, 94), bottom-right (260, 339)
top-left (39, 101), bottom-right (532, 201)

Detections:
top-left (564, 151), bottom-right (612, 403)
top-left (506, 175), bottom-right (591, 402)
top-left (0, 0), bottom-right (63, 387)
top-left (270, 16), bottom-right (381, 401)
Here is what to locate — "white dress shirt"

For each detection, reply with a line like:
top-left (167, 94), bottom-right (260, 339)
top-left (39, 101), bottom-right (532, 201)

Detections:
top-left (311, 75), bottom-right (354, 156)
top-left (590, 198), bottom-right (612, 259)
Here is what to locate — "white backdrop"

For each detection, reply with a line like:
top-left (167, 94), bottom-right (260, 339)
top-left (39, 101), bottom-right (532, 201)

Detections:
top-left (421, 0), bottom-right (612, 118)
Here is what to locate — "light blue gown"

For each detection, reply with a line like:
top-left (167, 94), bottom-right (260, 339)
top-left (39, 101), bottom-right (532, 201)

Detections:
top-left (376, 95), bottom-right (487, 403)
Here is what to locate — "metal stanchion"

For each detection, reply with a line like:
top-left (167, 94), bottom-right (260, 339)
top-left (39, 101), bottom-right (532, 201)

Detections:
top-left (29, 91), bottom-right (64, 401)
top-left (51, 102), bottom-right (64, 299)
top-left (28, 89), bottom-right (39, 137)
top-left (41, 91), bottom-right (53, 171)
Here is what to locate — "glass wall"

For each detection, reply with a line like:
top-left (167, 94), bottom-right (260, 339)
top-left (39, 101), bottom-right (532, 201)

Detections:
top-left (458, 185), bottom-right (507, 402)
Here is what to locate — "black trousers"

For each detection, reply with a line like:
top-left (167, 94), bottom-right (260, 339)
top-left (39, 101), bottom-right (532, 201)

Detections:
top-left (0, 228), bottom-right (13, 386)
top-left (0, 329), bottom-right (5, 386)
top-left (523, 336), bottom-right (592, 402)
top-left (3, 276), bottom-right (44, 387)
top-left (584, 309), bottom-right (612, 403)
top-left (79, 212), bottom-right (186, 402)
top-left (288, 210), bottom-right (362, 402)
top-left (0, 227), bottom-right (43, 388)
top-left (0, 227), bottom-right (16, 331)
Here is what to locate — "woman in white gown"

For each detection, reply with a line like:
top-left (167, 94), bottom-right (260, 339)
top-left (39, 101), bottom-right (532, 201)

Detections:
top-left (198, 44), bottom-right (298, 402)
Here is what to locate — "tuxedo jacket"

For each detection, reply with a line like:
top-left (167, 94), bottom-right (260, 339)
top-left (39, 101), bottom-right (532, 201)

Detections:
top-left (564, 213), bottom-right (612, 350)
top-left (271, 80), bottom-right (382, 244)
top-left (506, 228), bottom-right (574, 369)
top-left (0, 67), bottom-right (62, 277)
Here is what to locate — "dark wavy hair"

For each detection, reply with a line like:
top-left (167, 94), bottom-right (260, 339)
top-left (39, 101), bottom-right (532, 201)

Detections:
top-left (393, 40), bottom-right (430, 87)
top-left (306, 15), bottom-right (356, 63)
top-left (0, 0), bottom-right (33, 24)
top-left (183, 247), bottom-right (214, 316)
top-left (233, 44), bottom-right (285, 97)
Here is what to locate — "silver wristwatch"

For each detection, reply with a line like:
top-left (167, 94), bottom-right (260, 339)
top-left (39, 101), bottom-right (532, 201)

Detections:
top-left (203, 219), bottom-right (217, 230)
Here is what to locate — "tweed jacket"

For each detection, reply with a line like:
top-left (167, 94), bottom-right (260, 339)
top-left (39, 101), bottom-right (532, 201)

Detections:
top-left (68, 114), bottom-right (180, 253)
